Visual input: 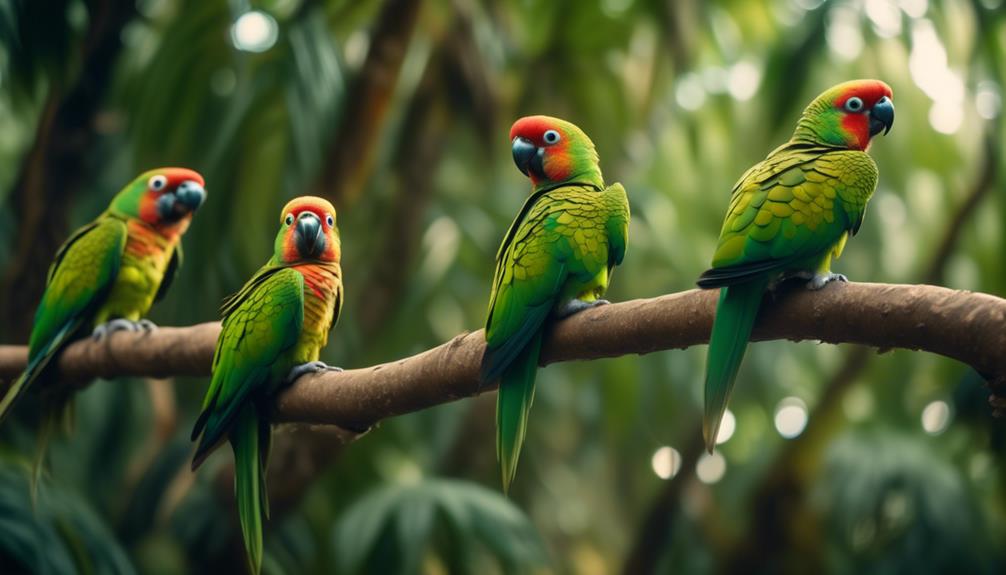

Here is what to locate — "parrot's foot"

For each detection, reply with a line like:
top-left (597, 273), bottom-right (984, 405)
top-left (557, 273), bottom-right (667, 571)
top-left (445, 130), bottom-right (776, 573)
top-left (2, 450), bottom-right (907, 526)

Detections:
top-left (286, 361), bottom-right (343, 384)
top-left (806, 272), bottom-right (848, 291)
top-left (91, 319), bottom-right (148, 341)
top-left (557, 299), bottom-right (610, 319)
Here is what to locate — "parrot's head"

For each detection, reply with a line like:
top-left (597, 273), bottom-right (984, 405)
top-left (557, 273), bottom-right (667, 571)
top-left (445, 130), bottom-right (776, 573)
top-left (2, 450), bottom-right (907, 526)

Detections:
top-left (509, 115), bottom-right (604, 190)
top-left (793, 79), bottom-right (894, 151)
top-left (274, 196), bottom-right (341, 264)
top-left (111, 168), bottom-right (207, 234)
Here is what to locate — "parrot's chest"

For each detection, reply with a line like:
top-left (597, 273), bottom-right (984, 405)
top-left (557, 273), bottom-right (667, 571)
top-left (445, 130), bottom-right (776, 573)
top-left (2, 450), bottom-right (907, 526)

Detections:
top-left (293, 264), bottom-right (342, 360)
top-left (101, 225), bottom-right (177, 319)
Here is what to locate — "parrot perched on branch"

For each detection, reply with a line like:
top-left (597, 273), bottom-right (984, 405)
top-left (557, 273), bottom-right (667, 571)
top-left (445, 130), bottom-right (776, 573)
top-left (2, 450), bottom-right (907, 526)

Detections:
top-left (0, 168), bottom-right (206, 424)
top-left (481, 116), bottom-right (630, 493)
top-left (697, 79), bottom-right (894, 452)
top-left (190, 196), bottom-right (344, 575)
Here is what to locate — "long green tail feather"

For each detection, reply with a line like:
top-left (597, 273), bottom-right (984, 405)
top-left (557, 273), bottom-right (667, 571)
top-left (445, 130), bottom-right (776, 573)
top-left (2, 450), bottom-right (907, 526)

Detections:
top-left (231, 406), bottom-right (267, 575)
top-left (0, 321), bottom-right (77, 424)
top-left (703, 280), bottom-right (767, 452)
top-left (496, 332), bottom-right (543, 494)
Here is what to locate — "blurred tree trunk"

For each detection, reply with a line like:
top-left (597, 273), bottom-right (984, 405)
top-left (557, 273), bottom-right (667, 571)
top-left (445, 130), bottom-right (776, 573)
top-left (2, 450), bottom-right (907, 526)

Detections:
top-left (356, 0), bottom-right (497, 337)
top-left (310, 0), bottom-right (423, 209)
top-left (621, 428), bottom-right (704, 575)
top-left (0, 0), bottom-right (136, 342)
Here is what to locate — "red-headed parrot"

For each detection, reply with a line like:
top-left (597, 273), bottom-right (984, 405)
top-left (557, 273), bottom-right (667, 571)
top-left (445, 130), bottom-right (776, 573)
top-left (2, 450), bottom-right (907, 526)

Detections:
top-left (481, 116), bottom-right (630, 492)
top-left (190, 196), bottom-right (344, 575)
top-left (697, 80), bottom-right (894, 451)
top-left (0, 168), bottom-right (206, 423)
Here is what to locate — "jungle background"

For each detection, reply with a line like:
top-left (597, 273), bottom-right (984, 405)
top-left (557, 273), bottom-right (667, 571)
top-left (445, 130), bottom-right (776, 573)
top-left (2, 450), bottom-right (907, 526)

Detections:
top-left (1, 0), bottom-right (1005, 573)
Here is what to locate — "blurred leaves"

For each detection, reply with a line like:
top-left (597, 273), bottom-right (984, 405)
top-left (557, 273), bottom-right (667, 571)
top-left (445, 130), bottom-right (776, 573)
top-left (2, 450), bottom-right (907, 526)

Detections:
top-left (0, 462), bottom-right (135, 575)
top-left (817, 430), bottom-right (1000, 574)
top-left (332, 478), bottom-right (549, 575)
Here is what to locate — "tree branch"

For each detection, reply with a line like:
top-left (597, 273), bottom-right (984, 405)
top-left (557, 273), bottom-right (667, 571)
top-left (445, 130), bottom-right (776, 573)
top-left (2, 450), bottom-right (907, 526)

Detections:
top-left (1, 283), bottom-right (1004, 427)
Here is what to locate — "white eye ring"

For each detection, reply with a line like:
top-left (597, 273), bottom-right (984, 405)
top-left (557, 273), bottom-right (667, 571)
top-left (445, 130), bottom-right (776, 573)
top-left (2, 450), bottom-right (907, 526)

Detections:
top-left (543, 129), bottom-right (561, 144)
top-left (149, 175), bottom-right (168, 191)
top-left (285, 214), bottom-right (294, 226)
top-left (326, 215), bottom-right (334, 227)
top-left (844, 96), bottom-right (864, 112)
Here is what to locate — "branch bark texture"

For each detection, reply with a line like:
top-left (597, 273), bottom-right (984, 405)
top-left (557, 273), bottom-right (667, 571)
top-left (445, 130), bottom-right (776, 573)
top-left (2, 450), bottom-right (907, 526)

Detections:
top-left (1, 283), bottom-right (1004, 428)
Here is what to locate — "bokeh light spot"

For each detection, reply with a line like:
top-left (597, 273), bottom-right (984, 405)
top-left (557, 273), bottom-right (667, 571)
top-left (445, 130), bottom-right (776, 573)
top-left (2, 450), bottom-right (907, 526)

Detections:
top-left (696, 452), bottom-right (727, 484)
top-left (728, 61), bottom-right (761, 101)
top-left (716, 409), bottom-right (736, 445)
top-left (976, 82), bottom-right (1001, 119)
top-left (774, 397), bottom-right (808, 439)
top-left (675, 73), bottom-right (706, 111)
top-left (920, 400), bottom-right (950, 435)
top-left (231, 10), bottom-right (278, 53)
top-left (651, 446), bottom-right (682, 480)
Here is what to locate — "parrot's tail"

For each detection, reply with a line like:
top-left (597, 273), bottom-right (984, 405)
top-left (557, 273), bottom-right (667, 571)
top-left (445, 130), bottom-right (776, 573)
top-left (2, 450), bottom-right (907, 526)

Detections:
top-left (0, 321), bottom-right (76, 424)
top-left (496, 331), bottom-right (543, 495)
top-left (703, 280), bottom-right (767, 452)
top-left (231, 405), bottom-right (271, 575)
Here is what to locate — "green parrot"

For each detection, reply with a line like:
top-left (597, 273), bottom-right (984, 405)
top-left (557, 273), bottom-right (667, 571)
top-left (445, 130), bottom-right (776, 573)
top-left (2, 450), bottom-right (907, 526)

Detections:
top-left (0, 168), bottom-right (206, 423)
top-left (190, 196), bottom-right (344, 575)
top-left (697, 79), bottom-right (895, 451)
top-left (481, 115), bottom-right (630, 492)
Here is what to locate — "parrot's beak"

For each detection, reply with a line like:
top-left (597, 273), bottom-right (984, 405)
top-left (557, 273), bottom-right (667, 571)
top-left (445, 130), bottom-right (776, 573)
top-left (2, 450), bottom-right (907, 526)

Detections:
top-left (157, 180), bottom-right (206, 221)
top-left (869, 96), bottom-right (894, 137)
top-left (295, 212), bottom-right (326, 258)
top-left (512, 136), bottom-right (545, 180)
top-left (175, 180), bottom-right (206, 211)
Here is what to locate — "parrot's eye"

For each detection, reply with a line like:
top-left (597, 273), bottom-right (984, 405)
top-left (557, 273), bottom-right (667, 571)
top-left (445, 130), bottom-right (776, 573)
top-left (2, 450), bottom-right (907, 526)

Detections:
top-left (844, 97), bottom-right (864, 112)
top-left (543, 130), bottom-right (561, 144)
top-left (148, 175), bottom-right (168, 191)
top-left (326, 215), bottom-right (334, 227)
top-left (285, 214), bottom-right (294, 226)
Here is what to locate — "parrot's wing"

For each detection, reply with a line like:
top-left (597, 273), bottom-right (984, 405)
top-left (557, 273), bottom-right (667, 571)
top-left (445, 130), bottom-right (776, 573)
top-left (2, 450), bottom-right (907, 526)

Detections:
top-left (29, 217), bottom-right (127, 356)
top-left (698, 146), bottom-right (877, 288)
top-left (154, 243), bottom-right (182, 303)
top-left (190, 266), bottom-right (303, 468)
top-left (482, 185), bottom-right (616, 382)
top-left (482, 189), bottom-right (565, 383)
top-left (0, 217), bottom-right (127, 421)
top-left (603, 182), bottom-right (630, 271)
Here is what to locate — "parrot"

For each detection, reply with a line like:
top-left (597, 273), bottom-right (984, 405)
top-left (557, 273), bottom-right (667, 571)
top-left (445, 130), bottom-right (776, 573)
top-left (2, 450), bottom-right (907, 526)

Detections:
top-left (697, 79), bottom-right (894, 452)
top-left (481, 115), bottom-right (630, 493)
top-left (0, 168), bottom-right (206, 425)
top-left (190, 196), bottom-right (344, 575)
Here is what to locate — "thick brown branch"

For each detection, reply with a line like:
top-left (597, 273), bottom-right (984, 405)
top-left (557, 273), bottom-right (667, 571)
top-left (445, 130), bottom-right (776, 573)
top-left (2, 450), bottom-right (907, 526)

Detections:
top-left (1, 283), bottom-right (1004, 426)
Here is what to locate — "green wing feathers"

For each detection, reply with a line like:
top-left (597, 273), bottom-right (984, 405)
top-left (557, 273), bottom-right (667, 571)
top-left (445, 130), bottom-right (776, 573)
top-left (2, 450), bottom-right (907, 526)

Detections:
top-left (0, 218), bottom-right (127, 422)
top-left (191, 267), bottom-right (303, 468)
top-left (710, 146), bottom-right (877, 273)
top-left (702, 280), bottom-right (766, 452)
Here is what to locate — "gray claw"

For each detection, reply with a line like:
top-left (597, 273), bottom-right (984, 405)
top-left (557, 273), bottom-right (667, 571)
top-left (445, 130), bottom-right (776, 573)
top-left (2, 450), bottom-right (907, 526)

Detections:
top-left (806, 272), bottom-right (848, 291)
top-left (286, 361), bottom-right (343, 384)
top-left (557, 298), bottom-right (610, 319)
top-left (91, 318), bottom-right (141, 341)
top-left (137, 319), bottom-right (158, 332)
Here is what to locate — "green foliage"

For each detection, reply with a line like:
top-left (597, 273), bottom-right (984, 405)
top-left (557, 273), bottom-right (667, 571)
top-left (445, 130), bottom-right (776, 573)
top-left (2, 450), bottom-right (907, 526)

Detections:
top-left (0, 462), bottom-right (135, 575)
top-left (818, 430), bottom-right (1000, 574)
top-left (332, 478), bottom-right (549, 574)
